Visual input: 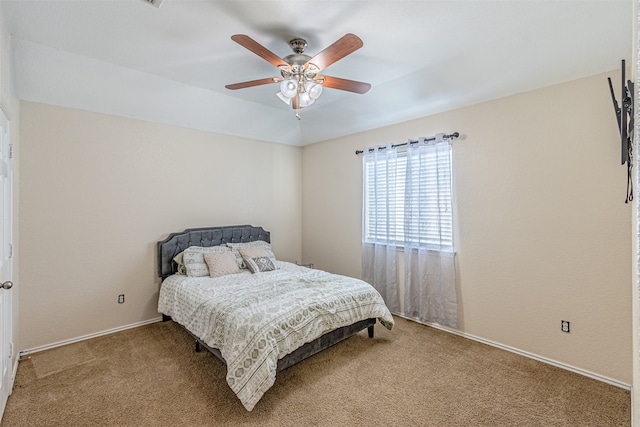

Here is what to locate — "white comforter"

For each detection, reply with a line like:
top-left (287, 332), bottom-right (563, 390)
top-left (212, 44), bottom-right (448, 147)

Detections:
top-left (158, 261), bottom-right (394, 411)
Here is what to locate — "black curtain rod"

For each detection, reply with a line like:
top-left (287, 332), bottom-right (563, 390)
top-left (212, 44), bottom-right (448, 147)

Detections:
top-left (354, 132), bottom-right (460, 155)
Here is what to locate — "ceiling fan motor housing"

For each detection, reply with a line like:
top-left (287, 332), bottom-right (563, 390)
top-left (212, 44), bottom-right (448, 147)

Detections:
top-left (289, 38), bottom-right (308, 54)
top-left (283, 38), bottom-right (316, 74)
top-left (283, 53), bottom-right (312, 67)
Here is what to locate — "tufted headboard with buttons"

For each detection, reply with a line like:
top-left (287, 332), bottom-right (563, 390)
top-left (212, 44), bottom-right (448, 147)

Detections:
top-left (157, 225), bottom-right (270, 279)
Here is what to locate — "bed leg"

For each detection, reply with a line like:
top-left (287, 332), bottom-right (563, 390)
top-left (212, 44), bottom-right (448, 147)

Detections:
top-left (162, 314), bottom-right (171, 322)
top-left (368, 325), bottom-right (374, 338)
top-left (195, 340), bottom-right (201, 352)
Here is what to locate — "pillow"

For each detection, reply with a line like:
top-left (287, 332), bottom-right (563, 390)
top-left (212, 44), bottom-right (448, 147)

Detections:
top-left (173, 252), bottom-right (186, 275)
top-left (238, 246), bottom-right (268, 259)
top-left (182, 245), bottom-right (232, 277)
top-left (244, 256), bottom-right (277, 273)
top-left (204, 251), bottom-right (240, 278)
top-left (226, 241), bottom-right (276, 268)
top-left (238, 246), bottom-right (278, 274)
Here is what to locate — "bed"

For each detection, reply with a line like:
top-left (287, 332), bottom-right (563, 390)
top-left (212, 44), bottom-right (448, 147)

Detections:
top-left (157, 225), bottom-right (394, 411)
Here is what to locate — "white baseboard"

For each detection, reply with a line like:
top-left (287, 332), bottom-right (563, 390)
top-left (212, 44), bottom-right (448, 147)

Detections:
top-left (395, 314), bottom-right (631, 391)
top-left (9, 354), bottom-right (18, 395)
top-left (18, 317), bottom-right (163, 357)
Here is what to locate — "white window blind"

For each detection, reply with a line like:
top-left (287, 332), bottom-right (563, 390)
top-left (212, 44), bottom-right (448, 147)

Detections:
top-left (363, 142), bottom-right (453, 251)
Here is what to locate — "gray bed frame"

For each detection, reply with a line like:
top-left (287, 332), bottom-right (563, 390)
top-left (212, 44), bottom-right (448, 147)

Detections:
top-left (157, 225), bottom-right (376, 372)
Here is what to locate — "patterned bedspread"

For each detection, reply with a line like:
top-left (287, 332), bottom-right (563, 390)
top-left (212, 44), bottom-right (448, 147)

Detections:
top-left (158, 261), bottom-right (394, 411)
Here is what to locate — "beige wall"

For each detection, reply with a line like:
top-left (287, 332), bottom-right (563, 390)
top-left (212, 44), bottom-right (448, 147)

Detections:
top-left (302, 71), bottom-right (632, 384)
top-left (18, 102), bottom-right (302, 351)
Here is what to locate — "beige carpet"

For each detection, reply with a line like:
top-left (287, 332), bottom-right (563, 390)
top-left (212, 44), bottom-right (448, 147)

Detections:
top-left (29, 341), bottom-right (97, 379)
top-left (1, 317), bottom-right (630, 426)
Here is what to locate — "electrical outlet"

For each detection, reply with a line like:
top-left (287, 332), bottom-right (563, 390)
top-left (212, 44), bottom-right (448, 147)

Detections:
top-left (118, 294), bottom-right (125, 304)
top-left (561, 320), bottom-right (570, 333)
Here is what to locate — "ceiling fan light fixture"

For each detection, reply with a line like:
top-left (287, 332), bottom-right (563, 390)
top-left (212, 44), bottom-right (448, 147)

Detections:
top-left (306, 82), bottom-right (323, 100)
top-left (299, 92), bottom-right (314, 107)
top-left (276, 91), bottom-right (291, 105)
top-left (280, 79), bottom-right (298, 98)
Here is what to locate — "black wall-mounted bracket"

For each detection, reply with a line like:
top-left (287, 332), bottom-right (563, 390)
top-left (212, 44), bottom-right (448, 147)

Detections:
top-left (608, 59), bottom-right (634, 203)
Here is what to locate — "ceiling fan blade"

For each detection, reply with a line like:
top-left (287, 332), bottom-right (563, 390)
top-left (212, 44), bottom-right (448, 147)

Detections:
top-left (320, 75), bottom-right (371, 94)
top-left (305, 34), bottom-right (363, 72)
top-left (225, 77), bottom-right (283, 90)
top-left (231, 34), bottom-right (289, 69)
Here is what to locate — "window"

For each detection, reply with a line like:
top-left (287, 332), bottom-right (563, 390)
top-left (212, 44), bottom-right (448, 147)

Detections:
top-left (363, 143), bottom-right (453, 251)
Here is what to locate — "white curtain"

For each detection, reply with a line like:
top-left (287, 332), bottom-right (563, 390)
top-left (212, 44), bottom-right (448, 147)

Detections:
top-left (403, 139), bottom-right (457, 328)
top-left (362, 137), bottom-right (457, 328)
top-left (361, 144), bottom-right (400, 313)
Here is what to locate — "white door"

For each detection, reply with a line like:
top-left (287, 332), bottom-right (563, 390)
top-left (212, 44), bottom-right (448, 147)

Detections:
top-left (0, 106), bottom-right (13, 418)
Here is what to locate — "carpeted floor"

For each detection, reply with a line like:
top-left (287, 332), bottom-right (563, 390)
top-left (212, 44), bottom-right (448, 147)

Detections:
top-left (1, 316), bottom-right (630, 426)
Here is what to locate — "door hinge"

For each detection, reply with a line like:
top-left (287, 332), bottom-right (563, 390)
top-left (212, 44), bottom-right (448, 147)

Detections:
top-left (8, 144), bottom-right (13, 159)
top-left (9, 243), bottom-right (13, 258)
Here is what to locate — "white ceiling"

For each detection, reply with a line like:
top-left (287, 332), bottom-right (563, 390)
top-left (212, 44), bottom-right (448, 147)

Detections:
top-left (2, 0), bottom-right (633, 146)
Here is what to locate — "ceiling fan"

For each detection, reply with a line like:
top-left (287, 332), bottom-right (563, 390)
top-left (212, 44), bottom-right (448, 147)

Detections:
top-left (225, 34), bottom-right (371, 113)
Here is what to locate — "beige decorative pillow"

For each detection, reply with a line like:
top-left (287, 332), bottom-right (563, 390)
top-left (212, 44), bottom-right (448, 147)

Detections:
top-left (238, 246), bottom-right (268, 259)
top-left (226, 241), bottom-right (276, 268)
top-left (239, 246), bottom-right (278, 274)
top-left (204, 251), bottom-right (241, 278)
top-left (182, 245), bottom-right (232, 277)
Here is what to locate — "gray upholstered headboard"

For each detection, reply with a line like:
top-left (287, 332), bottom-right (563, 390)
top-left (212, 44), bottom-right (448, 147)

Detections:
top-left (157, 225), bottom-right (270, 279)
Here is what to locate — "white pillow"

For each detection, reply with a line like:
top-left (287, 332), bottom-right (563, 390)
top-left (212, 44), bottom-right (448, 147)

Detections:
top-left (182, 245), bottom-right (232, 277)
